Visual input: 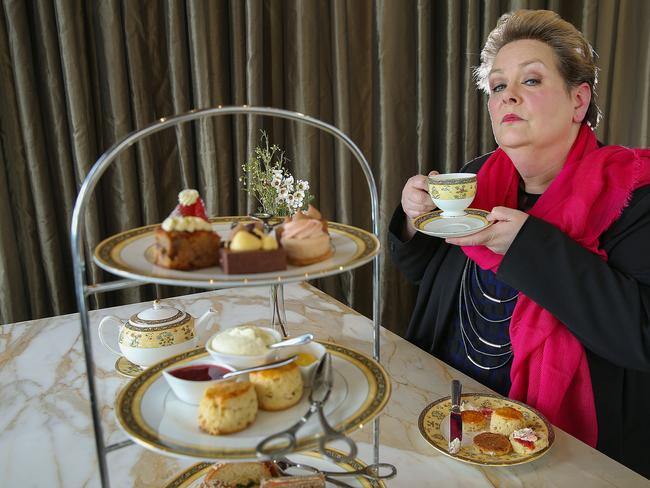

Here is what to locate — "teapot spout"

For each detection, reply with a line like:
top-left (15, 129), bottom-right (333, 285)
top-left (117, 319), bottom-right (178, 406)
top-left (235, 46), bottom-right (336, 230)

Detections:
top-left (196, 307), bottom-right (220, 344)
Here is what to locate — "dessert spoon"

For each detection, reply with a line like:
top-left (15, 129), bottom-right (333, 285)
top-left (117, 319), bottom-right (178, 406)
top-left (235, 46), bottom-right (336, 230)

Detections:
top-left (267, 333), bottom-right (314, 350)
top-left (221, 354), bottom-right (298, 379)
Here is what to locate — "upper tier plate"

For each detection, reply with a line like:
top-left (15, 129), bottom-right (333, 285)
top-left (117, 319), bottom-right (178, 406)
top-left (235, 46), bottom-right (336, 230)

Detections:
top-left (94, 217), bottom-right (380, 287)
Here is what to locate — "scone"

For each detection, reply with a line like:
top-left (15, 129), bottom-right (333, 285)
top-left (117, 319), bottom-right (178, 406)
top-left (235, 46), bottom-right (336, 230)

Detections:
top-left (277, 206), bottom-right (332, 266)
top-left (489, 406), bottom-right (525, 436)
top-left (200, 461), bottom-right (277, 488)
top-left (473, 432), bottom-right (513, 456)
top-left (198, 381), bottom-right (258, 435)
top-left (154, 189), bottom-right (220, 270)
top-left (461, 410), bottom-right (488, 432)
top-left (249, 362), bottom-right (304, 411)
top-left (509, 427), bottom-right (549, 455)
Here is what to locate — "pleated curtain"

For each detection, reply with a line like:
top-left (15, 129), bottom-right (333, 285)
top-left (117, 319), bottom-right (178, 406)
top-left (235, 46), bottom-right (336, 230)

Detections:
top-left (0, 0), bottom-right (648, 337)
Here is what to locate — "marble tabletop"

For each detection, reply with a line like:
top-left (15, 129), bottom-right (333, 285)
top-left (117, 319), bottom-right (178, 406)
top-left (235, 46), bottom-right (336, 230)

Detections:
top-left (1, 282), bottom-right (648, 487)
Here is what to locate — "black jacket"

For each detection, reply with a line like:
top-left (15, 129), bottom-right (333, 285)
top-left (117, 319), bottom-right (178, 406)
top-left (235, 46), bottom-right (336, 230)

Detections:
top-left (388, 154), bottom-right (650, 479)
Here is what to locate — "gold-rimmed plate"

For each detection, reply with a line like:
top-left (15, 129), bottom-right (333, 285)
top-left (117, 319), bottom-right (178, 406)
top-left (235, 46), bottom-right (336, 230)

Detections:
top-left (413, 209), bottom-right (492, 238)
top-left (418, 393), bottom-right (554, 466)
top-left (163, 448), bottom-right (387, 488)
top-left (94, 218), bottom-right (380, 288)
top-left (116, 341), bottom-right (391, 460)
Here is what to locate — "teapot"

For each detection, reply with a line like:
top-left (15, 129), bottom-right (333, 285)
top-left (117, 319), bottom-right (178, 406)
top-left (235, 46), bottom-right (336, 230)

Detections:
top-left (98, 300), bottom-right (219, 368)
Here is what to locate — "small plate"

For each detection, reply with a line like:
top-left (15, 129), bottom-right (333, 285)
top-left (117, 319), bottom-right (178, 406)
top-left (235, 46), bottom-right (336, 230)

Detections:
top-left (413, 209), bottom-right (492, 238)
top-left (115, 356), bottom-right (144, 378)
top-left (418, 393), bottom-right (554, 466)
top-left (162, 448), bottom-right (386, 488)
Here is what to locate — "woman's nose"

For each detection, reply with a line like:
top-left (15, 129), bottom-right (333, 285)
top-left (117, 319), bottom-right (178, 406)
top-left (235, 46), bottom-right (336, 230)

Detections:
top-left (501, 85), bottom-right (520, 104)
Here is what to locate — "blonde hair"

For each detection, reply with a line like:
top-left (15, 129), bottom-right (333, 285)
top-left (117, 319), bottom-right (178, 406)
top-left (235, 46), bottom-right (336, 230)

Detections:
top-left (475, 10), bottom-right (601, 127)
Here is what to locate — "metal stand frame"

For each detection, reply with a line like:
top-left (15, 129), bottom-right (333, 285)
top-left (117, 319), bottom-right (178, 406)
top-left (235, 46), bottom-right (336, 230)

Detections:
top-left (70, 106), bottom-right (381, 488)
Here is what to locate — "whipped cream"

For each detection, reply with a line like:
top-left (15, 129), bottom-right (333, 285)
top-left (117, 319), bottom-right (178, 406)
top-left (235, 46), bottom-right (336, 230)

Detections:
top-left (282, 218), bottom-right (324, 239)
top-left (162, 216), bottom-right (212, 232)
top-left (460, 401), bottom-right (480, 411)
top-left (211, 326), bottom-right (277, 355)
top-left (511, 428), bottom-right (538, 442)
top-left (178, 189), bottom-right (199, 206)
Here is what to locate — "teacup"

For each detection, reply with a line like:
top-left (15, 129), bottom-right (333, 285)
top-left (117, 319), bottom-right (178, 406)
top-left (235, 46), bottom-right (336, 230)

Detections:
top-left (427, 173), bottom-right (477, 217)
top-left (98, 300), bottom-right (219, 368)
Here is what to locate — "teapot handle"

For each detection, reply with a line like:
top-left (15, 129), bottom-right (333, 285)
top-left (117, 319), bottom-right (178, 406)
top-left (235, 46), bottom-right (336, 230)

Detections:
top-left (98, 315), bottom-right (123, 357)
top-left (195, 307), bottom-right (220, 344)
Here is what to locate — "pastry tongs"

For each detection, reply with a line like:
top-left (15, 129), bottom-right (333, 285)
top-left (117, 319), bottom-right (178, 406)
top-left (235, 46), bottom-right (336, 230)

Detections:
top-left (256, 353), bottom-right (358, 463)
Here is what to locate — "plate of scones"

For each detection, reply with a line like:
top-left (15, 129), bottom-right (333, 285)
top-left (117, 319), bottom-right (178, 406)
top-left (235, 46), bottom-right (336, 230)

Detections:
top-left (418, 393), bottom-right (555, 466)
top-left (116, 341), bottom-right (390, 460)
top-left (94, 189), bottom-right (379, 288)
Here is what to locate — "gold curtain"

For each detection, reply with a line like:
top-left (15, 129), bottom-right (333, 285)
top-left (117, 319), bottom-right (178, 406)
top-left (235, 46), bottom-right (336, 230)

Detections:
top-left (0, 0), bottom-right (648, 336)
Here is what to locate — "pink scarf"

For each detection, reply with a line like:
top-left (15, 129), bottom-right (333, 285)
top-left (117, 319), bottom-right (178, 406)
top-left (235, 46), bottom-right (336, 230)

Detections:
top-left (462, 124), bottom-right (650, 446)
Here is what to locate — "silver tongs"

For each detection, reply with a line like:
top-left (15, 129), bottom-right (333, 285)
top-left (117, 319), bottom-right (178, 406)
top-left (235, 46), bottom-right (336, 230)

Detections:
top-left (256, 353), bottom-right (358, 463)
top-left (274, 456), bottom-right (397, 481)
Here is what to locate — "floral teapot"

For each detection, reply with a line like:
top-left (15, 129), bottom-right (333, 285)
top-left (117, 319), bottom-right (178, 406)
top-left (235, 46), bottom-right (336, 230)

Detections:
top-left (98, 300), bottom-right (219, 368)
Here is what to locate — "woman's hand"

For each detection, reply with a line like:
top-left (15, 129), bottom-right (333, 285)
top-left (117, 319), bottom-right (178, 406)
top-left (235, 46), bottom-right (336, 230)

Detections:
top-left (402, 171), bottom-right (437, 219)
top-left (400, 171), bottom-right (437, 240)
top-left (445, 206), bottom-right (529, 255)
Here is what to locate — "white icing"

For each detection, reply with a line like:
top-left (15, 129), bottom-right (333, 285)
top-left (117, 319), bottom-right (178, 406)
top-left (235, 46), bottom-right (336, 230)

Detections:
top-left (161, 216), bottom-right (212, 232)
top-left (178, 189), bottom-right (199, 206)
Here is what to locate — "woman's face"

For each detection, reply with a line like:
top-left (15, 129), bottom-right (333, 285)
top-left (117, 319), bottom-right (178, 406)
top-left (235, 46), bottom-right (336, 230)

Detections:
top-left (487, 39), bottom-right (585, 153)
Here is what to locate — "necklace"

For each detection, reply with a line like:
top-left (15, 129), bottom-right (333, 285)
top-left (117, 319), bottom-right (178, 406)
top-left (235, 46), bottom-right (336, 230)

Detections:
top-left (458, 258), bottom-right (517, 370)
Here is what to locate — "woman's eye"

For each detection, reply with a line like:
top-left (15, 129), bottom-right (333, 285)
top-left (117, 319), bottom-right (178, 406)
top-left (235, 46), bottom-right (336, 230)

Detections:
top-left (523, 78), bottom-right (540, 86)
top-left (491, 84), bottom-right (505, 93)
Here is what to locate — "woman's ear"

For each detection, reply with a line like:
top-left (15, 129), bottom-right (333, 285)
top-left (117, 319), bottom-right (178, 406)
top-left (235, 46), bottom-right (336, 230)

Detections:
top-left (572, 82), bottom-right (591, 123)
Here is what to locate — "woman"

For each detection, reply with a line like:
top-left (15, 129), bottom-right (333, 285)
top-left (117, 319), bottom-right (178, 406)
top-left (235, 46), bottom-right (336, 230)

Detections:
top-left (389, 10), bottom-right (650, 478)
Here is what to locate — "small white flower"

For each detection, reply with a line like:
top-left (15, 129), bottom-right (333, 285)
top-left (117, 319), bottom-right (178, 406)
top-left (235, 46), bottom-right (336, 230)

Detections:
top-left (294, 190), bottom-right (305, 201)
top-left (272, 168), bottom-right (283, 177)
top-left (283, 175), bottom-right (294, 188)
top-left (296, 179), bottom-right (309, 191)
top-left (271, 176), bottom-right (282, 188)
top-left (286, 193), bottom-right (296, 205)
top-left (278, 187), bottom-right (289, 199)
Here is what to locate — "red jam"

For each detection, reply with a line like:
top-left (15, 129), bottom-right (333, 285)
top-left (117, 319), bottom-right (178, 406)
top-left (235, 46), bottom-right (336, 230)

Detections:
top-left (514, 438), bottom-right (535, 449)
top-left (168, 364), bottom-right (231, 381)
top-left (480, 408), bottom-right (493, 419)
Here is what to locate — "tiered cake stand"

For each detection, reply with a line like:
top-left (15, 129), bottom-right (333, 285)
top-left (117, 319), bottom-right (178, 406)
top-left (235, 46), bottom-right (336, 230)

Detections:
top-left (70, 107), bottom-right (383, 487)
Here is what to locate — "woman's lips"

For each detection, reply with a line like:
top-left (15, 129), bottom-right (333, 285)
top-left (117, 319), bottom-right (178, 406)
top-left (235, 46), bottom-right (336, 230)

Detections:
top-left (502, 113), bottom-right (523, 123)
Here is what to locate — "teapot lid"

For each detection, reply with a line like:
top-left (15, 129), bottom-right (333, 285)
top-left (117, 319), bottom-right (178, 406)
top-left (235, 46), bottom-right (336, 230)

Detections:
top-left (129, 300), bottom-right (191, 328)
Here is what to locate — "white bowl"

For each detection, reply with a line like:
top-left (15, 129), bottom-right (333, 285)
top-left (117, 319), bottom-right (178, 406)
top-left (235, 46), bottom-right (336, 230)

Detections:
top-left (205, 326), bottom-right (284, 368)
top-left (288, 341), bottom-right (327, 385)
top-left (162, 360), bottom-right (236, 405)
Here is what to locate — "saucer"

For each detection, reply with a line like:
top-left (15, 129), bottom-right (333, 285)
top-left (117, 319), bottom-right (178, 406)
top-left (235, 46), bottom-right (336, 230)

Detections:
top-left (413, 209), bottom-right (492, 238)
top-left (115, 356), bottom-right (144, 378)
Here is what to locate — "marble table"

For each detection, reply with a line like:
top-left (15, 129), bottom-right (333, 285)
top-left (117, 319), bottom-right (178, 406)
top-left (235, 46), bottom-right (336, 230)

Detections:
top-left (1, 282), bottom-right (648, 487)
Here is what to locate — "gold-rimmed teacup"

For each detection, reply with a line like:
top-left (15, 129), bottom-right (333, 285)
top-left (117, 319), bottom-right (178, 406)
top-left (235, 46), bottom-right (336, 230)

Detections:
top-left (427, 173), bottom-right (477, 217)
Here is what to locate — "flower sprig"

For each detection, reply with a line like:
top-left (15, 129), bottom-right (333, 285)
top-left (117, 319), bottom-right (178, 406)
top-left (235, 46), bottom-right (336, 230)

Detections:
top-left (239, 131), bottom-right (313, 216)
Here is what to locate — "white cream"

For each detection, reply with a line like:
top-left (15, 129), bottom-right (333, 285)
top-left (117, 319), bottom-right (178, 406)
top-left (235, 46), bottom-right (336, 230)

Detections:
top-left (161, 216), bottom-right (212, 232)
top-left (210, 326), bottom-right (277, 355)
top-left (178, 189), bottom-right (199, 206)
top-left (511, 428), bottom-right (538, 442)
